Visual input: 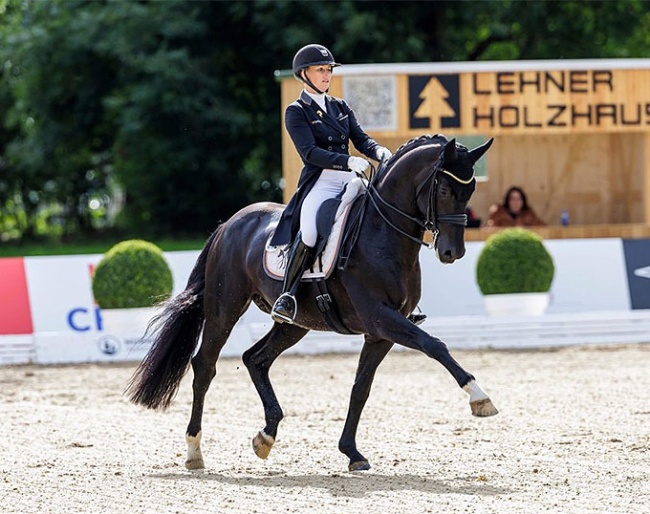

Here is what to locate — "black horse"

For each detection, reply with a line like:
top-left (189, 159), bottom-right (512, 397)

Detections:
top-left (127, 134), bottom-right (497, 472)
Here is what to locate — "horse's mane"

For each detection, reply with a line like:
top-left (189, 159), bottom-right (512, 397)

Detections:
top-left (389, 134), bottom-right (448, 164)
top-left (377, 133), bottom-right (473, 182)
top-left (376, 134), bottom-right (448, 180)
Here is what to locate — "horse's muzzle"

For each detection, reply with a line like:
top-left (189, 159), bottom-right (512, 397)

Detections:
top-left (436, 239), bottom-right (466, 264)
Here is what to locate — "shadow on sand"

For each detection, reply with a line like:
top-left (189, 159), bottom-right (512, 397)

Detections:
top-left (149, 469), bottom-right (511, 498)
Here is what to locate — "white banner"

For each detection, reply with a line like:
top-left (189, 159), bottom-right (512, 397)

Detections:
top-left (0, 238), bottom-right (637, 364)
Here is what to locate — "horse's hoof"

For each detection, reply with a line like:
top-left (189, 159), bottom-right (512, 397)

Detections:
top-left (252, 430), bottom-right (275, 460)
top-left (471, 398), bottom-right (499, 417)
top-left (185, 456), bottom-right (205, 470)
top-left (185, 432), bottom-right (205, 469)
top-left (349, 460), bottom-right (371, 471)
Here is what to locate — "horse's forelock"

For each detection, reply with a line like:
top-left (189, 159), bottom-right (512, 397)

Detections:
top-left (442, 148), bottom-right (475, 183)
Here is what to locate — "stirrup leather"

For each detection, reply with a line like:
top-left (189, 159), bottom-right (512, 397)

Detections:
top-left (271, 292), bottom-right (297, 324)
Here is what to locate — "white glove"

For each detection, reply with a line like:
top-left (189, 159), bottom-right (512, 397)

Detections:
top-left (375, 146), bottom-right (392, 161)
top-left (347, 156), bottom-right (370, 175)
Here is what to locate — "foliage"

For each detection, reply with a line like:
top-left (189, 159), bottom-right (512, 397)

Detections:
top-left (1, 0), bottom-right (649, 243)
top-left (476, 228), bottom-right (554, 295)
top-left (92, 239), bottom-right (173, 309)
top-left (0, 235), bottom-right (206, 257)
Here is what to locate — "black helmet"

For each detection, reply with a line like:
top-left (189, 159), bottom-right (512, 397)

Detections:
top-left (292, 44), bottom-right (340, 78)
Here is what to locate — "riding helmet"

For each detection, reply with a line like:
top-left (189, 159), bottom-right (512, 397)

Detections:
top-left (292, 44), bottom-right (340, 79)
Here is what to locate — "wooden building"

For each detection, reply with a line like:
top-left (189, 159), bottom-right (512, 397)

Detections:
top-left (277, 59), bottom-right (650, 239)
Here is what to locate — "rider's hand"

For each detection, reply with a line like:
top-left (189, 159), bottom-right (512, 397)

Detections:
top-left (375, 146), bottom-right (392, 162)
top-left (347, 156), bottom-right (370, 175)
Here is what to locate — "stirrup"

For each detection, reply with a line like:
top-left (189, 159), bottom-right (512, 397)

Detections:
top-left (271, 292), bottom-right (297, 324)
top-left (408, 312), bottom-right (427, 326)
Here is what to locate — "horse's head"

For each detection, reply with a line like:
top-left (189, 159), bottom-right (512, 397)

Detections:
top-left (377, 135), bottom-right (493, 264)
top-left (421, 137), bottom-right (493, 263)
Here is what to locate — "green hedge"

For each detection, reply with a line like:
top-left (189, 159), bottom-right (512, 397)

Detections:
top-left (92, 239), bottom-right (173, 309)
top-left (476, 228), bottom-right (554, 295)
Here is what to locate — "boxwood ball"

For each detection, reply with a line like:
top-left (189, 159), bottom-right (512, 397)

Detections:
top-left (476, 228), bottom-right (554, 295)
top-left (92, 239), bottom-right (173, 309)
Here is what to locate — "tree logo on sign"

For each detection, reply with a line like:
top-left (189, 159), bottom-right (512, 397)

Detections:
top-left (409, 75), bottom-right (460, 130)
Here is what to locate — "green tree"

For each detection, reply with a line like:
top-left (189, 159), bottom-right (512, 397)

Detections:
top-left (1, 0), bottom-right (286, 239)
top-left (1, 0), bottom-right (649, 243)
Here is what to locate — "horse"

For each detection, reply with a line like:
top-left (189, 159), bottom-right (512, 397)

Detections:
top-left (126, 134), bottom-right (497, 472)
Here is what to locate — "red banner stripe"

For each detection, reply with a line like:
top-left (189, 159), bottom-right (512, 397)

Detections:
top-left (0, 257), bottom-right (34, 335)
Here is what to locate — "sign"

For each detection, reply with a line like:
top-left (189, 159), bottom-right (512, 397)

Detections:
top-left (0, 258), bottom-right (33, 334)
top-left (409, 74), bottom-right (460, 129)
top-left (407, 68), bottom-right (650, 134)
top-left (343, 75), bottom-right (398, 131)
top-left (622, 239), bottom-right (650, 309)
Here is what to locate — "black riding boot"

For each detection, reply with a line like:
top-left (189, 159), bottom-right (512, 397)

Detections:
top-left (271, 239), bottom-right (314, 324)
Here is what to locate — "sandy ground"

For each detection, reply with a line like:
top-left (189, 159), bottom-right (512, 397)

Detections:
top-left (1, 344), bottom-right (649, 514)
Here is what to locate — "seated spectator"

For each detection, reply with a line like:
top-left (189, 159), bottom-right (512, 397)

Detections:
top-left (486, 186), bottom-right (546, 227)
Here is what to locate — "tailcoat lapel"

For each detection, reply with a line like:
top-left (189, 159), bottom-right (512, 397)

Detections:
top-left (299, 91), bottom-right (346, 136)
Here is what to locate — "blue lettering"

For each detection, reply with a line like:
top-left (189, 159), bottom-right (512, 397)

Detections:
top-left (68, 307), bottom-right (91, 332)
top-left (95, 307), bottom-right (104, 331)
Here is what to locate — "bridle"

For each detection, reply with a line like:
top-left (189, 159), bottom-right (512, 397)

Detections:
top-left (366, 154), bottom-right (474, 249)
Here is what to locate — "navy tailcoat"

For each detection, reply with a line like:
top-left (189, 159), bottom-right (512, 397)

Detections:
top-left (270, 90), bottom-right (381, 247)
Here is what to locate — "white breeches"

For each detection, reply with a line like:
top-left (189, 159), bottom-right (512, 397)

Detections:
top-left (300, 169), bottom-right (355, 247)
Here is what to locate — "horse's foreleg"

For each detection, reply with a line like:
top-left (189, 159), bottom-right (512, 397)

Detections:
top-left (185, 316), bottom-right (233, 470)
top-left (243, 323), bottom-right (309, 460)
top-left (428, 341), bottom-right (498, 417)
top-left (373, 308), bottom-right (498, 418)
top-left (339, 336), bottom-right (393, 472)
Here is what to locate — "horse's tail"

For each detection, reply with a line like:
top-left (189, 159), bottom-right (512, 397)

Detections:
top-left (126, 228), bottom-right (221, 411)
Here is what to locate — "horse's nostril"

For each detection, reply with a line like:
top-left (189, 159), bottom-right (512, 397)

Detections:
top-left (441, 247), bottom-right (465, 262)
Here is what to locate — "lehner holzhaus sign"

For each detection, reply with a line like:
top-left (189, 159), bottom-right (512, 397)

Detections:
top-left (336, 60), bottom-right (650, 136)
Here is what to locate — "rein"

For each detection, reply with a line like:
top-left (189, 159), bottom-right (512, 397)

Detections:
top-left (363, 156), bottom-right (471, 249)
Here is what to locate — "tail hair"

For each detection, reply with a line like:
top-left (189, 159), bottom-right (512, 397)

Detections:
top-left (125, 228), bottom-right (220, 410)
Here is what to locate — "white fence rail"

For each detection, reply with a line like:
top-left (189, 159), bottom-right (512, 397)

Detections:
top-left (3, 310), bottom-right (650, 366)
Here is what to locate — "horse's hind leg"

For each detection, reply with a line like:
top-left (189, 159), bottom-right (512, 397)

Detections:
top-left (242, 323), bottom-right (309, 460)
top-left (185, 305), bottom-right (247, 470)
top-left (339, 336), bottom-right (393, 471)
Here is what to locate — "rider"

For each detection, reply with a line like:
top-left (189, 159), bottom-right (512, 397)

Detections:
top-left (270, 43), bottom-right (425, 326)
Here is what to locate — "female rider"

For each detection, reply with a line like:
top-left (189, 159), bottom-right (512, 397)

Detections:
top-left (270, 44), bottom-right (425, 326)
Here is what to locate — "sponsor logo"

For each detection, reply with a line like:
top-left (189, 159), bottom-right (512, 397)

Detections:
top-left (409, 74), bottom-right (460, 130)
top-left (67, 307), bottom-right (104, 332)
top-left (471, 70), bottom-right (650, 130)
top-left (97, 335), bottom-right (121, 355)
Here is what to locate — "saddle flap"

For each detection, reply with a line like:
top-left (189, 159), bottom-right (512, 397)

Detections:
top-left (264, 178), bottom-right (366, 281)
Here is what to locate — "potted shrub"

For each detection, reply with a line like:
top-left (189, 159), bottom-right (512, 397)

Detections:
top-left (92, 239), bottom-right (173, 333)
top-left (476, 228), bottom-right (554, 316)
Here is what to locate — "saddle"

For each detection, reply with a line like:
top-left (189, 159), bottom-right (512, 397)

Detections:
top-left (264, 178), bottom-right (366, 281)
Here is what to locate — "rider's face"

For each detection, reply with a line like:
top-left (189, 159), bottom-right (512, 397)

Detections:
top-left (303, 65), bottom-right (333, 93)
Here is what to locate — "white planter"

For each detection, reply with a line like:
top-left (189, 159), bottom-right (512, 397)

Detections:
top-left (483, 292), bottom-right (550, 317)
top-left (99, 307), bottom-right (161, 336)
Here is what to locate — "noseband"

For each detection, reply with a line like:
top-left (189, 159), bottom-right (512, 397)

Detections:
top-left (367, 155), bottom-right (473, 249)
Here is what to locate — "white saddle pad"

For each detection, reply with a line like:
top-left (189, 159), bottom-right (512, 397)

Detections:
top-left (264, 178), bottom-right (365, 281)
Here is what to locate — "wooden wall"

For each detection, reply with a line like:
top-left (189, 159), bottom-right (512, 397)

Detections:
top-left (278, 61), bottom-right (650, 233)
top-left (467, 132), bottom-right (647, 226)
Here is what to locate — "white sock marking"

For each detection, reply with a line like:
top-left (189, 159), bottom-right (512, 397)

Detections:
top-left (463, 380), bottom-right (489, 402)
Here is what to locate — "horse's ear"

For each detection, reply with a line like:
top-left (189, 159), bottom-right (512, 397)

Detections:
top-left (443, 138), bottom-right (457, 162)
top-left (468, 137), bottom-right (494, 164)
